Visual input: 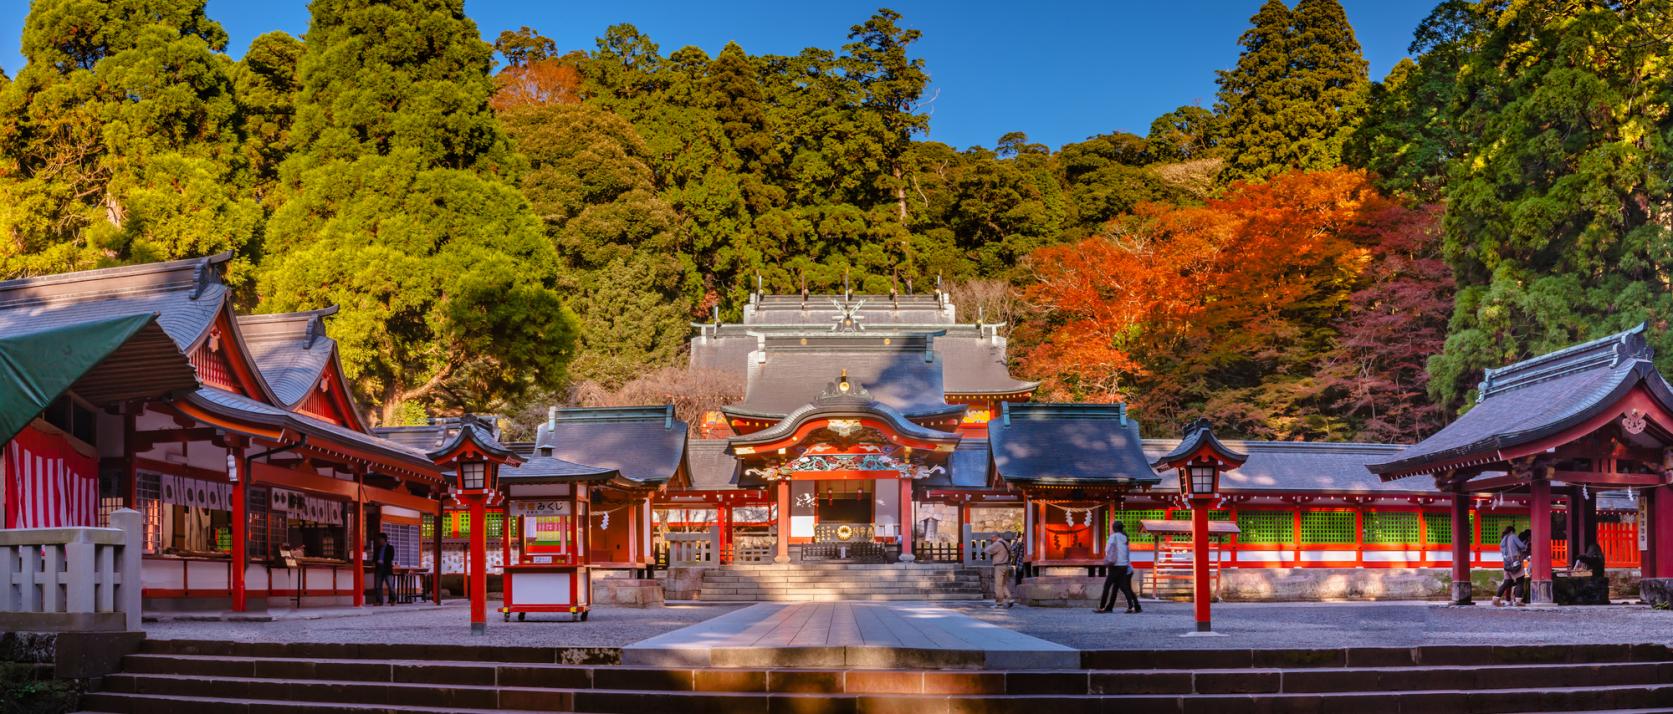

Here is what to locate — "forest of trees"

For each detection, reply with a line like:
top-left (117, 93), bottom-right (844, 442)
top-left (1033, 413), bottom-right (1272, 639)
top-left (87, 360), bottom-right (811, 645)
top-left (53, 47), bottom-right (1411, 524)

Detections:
top-left (0, 0), bottom-right (1668, 443)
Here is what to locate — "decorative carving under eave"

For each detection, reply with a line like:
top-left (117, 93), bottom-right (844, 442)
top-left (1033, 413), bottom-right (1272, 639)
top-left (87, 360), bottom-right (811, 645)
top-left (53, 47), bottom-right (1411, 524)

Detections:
top-left (1622, 409), bottom-right (1648, 435)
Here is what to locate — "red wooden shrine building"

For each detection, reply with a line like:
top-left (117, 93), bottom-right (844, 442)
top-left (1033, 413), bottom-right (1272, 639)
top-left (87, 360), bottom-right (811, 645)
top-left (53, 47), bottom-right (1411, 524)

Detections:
top-left (0, 259), bottom-right (1660, 609)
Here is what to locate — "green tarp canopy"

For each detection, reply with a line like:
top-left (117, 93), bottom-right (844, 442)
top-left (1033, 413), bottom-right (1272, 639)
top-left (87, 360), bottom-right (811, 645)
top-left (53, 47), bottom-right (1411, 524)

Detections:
top-left (0, 313), bottom-right (199, 445)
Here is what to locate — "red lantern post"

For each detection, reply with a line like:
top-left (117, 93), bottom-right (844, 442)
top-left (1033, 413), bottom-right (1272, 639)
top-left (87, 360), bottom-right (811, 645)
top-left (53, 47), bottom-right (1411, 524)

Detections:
top-left (427, 417), bottom-right (523, 636)
top-left (1151, 419), bottom-right (1247, 635)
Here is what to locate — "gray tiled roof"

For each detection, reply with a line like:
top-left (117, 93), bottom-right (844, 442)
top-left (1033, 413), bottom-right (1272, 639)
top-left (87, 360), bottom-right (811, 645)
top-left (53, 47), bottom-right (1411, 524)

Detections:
top-left (238, 308), bottom-right (339, 408)
top-left (686, 439), bottom-right (743, 490)
top-left (426, 416), bottom-right (519, 462)
top-left (727, 396), bottom-right (962, 450)
top-left (744, 294), bottom-right (955, 325)
top-left (988, 403), bottom-right (1162, 486)
top-left (188, 388), bottom-right (437, 476)
top-left (938, 334), bottom-right (1038, 395)
top-left (499, 455), bottom-right (619, 484)
top-left (374, 425), bottom-right (449, 452)
top-left (0, 254), bottom-right (230, 351)
top-left (534, 406), bottom-right (687, 485)
top-left (1367, 325), bottom-right (1673, 477)
top-left (736, 335), bottom-right (950, 415)
top-left (689, 323), bottom-right (1037, 399)
top-left (1152, 418), bottom-right (1248, 468)
top-left (1144, 439), bottom-right (1432, 494)
top-left (922, 439), bottom-right (993, 489)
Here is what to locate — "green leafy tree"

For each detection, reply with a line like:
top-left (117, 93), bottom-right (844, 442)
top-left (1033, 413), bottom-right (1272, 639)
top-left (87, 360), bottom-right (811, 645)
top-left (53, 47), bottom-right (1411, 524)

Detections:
top-left (498, 100), bottom-right (691, 387)
top-left (259, 0), bottom-right (577, 423)
top-left (1427, 0), bottom-right (1673, 409)
top-left (1147, 105), bottom-right (1221, 162)
top-left (0, 0), bottom-right (259, 282)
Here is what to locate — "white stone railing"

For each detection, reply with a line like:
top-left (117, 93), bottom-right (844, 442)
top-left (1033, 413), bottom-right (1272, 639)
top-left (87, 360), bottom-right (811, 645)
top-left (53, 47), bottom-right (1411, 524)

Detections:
top-left (0, 508), bottom-right (142, 632)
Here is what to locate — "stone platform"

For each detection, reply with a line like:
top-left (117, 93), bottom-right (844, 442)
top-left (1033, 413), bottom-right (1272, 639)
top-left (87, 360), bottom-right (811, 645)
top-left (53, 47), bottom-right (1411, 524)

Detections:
top-left (622, 601), bottom-right (1076, 670)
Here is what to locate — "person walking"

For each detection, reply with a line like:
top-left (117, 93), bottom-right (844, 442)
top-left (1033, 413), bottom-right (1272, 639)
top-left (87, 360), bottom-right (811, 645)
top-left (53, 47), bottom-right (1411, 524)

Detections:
top-left (1095, 521), bottom-right (1140, 613)
top-left (1492, 525), bottom-right (1526, 607)
top-left (986, 532), bottom-right (1015, 608)
top-left (370, 532), bottom-right (397, 605)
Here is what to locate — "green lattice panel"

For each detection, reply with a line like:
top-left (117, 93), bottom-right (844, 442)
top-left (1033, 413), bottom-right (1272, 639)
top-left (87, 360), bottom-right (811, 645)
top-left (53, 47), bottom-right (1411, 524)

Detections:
top-left (455, 512), bottom-right (470, 536)
top-left (1169, 509), bottom-right (1229, 542)
top-left (1480, 514), bottom-right (1530, 544)
top-left (1423, 512), bottom-right (1475, 544)
top-left (422, 515), bottom-right (435, 539)
top-left (216, 528), bottom-right (231, 552)
top-left (1363, 511), bottom-right (1420, 545)
top-left (1113, 509), bottom-right (1165, 544)
top-left (1300, 510), bottom-right (1357, 544)
top-left (487, 512), bottom-right (504, 539)
top-left (1237, 510), bottom-right (1294, 544)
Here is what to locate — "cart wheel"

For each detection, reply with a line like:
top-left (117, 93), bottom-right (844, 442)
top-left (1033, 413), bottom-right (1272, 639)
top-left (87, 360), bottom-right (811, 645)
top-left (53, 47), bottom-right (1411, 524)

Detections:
top-left (579, 611), bottom-right (589, 622)
top-left (503, 612), bottom-right (510, 622)
top-left (518, 613), bottom-right (526, 622)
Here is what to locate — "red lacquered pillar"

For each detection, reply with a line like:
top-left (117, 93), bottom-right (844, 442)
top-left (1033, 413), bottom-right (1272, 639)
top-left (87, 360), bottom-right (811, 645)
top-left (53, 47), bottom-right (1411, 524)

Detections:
top-left (1450, 492), bottom-right (1472, 605)
top-left (1192, 497), bottom-right (1212, 632)
top-left (468, 496), bottom-right (488, 634)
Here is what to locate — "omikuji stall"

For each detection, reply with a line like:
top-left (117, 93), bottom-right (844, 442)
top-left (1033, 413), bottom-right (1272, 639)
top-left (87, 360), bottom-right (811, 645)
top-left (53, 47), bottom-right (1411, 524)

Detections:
top-left (497, 456), bottom-right (622, 622)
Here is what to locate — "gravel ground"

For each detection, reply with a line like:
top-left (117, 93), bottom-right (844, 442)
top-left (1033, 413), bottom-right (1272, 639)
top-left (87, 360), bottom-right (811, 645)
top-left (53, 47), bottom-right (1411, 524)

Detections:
top-left (946, 599), bottom-right (1673, 650)
top-left (142, 600), bottom-right (747, 648)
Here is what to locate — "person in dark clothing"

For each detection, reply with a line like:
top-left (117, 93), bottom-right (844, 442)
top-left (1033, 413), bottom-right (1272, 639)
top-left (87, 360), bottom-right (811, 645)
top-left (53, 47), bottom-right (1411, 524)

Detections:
top-left (370, 532), bottom-right (396, 605)
top-left (1095, 521), bottom-right (1140, 613)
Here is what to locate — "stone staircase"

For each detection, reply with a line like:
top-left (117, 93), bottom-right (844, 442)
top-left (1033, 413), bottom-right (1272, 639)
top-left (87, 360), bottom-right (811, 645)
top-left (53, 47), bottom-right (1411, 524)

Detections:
top-left (75, 638), bottom-right (1673, 713)
top-left (698, 562), bottom-right (986, 601)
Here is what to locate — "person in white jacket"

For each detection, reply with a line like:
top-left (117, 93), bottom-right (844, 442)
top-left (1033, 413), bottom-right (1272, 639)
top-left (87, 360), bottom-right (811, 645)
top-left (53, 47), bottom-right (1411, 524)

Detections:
top-left (1493, 525), bottom-right (1527, 607)
top-left (1095, 521), bottom-right (1140, 613)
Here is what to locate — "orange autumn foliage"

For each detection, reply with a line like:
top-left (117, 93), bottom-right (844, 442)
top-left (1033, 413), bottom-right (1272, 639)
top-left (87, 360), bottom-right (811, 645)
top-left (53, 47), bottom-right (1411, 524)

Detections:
top-left (491, 58), bottom-right (583, 111)
top-left (1017, 169), bottom-right (1393, 438)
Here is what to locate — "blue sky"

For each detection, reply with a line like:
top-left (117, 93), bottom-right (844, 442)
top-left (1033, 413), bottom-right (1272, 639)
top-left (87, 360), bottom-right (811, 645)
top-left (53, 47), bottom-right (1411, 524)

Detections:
top-left (0, 0), bottom-right (1435, 150)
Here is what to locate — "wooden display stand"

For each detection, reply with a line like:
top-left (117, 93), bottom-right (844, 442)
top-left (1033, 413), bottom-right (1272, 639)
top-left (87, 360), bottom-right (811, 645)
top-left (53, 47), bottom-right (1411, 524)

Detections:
top-left (1139, 519), bottom-right (1239, 601)
top-left (500, 489), bottom-right (591, 622)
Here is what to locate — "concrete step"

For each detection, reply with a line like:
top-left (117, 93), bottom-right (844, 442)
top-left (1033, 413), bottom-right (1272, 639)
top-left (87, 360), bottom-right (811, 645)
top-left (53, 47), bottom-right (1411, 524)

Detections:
top-left (102, 654), bottom-right (1673, 697)
top-left (78, 679), bottom-right (1673, 714)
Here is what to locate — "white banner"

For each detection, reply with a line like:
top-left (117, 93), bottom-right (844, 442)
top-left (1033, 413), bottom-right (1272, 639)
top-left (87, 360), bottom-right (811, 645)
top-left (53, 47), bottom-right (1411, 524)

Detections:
top-left (268, 487), bottom-right (344, 525)
top-left (511, 499), bottom-right (572, 517)
top-left (155, 473), bottom-right (231, 512)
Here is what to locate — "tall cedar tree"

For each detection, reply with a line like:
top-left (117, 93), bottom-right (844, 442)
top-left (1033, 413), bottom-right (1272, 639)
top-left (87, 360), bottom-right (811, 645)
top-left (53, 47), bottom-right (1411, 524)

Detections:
top-left (1427, 0), bottom-right (1673, 409)
top-left (1344, 0), bottom-right (1482, 200)
top-left (233, 31), bottom-right (304, 208)
top-left (1217, 0), bottom-right (1368, 181)
top-left (843, 9), bottom-right (929, 222)
top-left (258, 0), bottom-right (578, 424)
top-left (0, 0), bottom-right (259, 283)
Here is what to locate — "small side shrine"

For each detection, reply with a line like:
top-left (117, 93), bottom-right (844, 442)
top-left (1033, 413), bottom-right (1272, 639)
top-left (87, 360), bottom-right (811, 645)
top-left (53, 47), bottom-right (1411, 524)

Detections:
top-left (1369, 325), bottom-right (1673, 606)
top-left (987, 402), bottom-right (1163, 566)
top-left (494, 454), bottom-right (623, 622)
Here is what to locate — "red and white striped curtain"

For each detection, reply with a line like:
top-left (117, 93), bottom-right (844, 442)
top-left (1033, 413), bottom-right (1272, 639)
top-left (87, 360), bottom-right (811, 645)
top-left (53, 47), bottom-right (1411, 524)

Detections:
top-left (4, 425), bottom-right (100, 529)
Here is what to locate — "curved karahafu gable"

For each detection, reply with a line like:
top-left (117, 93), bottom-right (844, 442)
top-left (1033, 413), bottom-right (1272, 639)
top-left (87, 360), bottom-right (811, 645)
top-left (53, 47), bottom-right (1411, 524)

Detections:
top-left (726, 376), bottom-right (964, 455)
top-left (987, 402), bottom-right (1162, 487)
top-left (1369, 324), bottom-right (1673, 479)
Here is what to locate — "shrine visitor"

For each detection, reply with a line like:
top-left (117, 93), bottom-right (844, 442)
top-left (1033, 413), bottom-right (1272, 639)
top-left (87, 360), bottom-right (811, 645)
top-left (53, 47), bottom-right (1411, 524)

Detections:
top-left (986, 533), bottom-right (1015, 609)
top-left (371, 532), bottom-right (397, 605)
top-left (1493, 525), bottom-right (1526, 607)
top-left (1095, 521), bottom-right (1140, 614)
